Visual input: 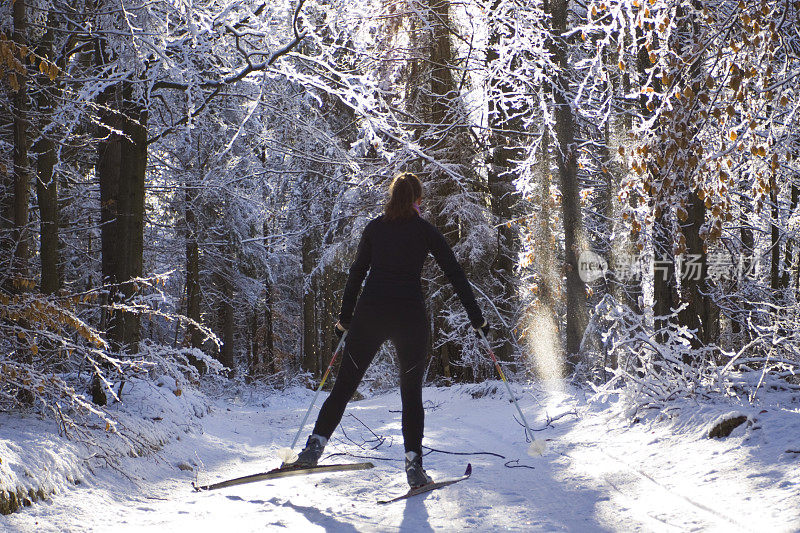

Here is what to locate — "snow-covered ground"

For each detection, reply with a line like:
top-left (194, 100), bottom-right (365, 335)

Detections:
top-left (2, 380), bottom-right (799, 532)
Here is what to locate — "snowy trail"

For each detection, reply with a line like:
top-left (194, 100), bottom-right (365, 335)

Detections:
top-left (3, 384), bottom-right (798, 532)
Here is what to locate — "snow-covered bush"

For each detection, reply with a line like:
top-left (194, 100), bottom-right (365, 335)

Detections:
top-left (0, 274), bottom-right (220, 444)
top-left (586, 295), bottom-right (800, 412)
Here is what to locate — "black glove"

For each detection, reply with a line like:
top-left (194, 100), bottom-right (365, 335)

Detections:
top-left (471, 319), bottom-right (490, 338)
top-left (334, 321), bottom-right (348, 339)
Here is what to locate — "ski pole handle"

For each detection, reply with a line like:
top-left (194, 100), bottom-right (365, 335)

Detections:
top-left (478, 330), bottom-right (537, 445)
top-left (289, 332), bottom-right (347, 451)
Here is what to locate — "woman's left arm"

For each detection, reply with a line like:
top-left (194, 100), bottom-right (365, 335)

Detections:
top-left (338, 222), bottom-right (373, 326)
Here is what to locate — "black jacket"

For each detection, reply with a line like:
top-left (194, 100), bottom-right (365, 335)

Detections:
top-left (338, 214), bottom-right (484, 328)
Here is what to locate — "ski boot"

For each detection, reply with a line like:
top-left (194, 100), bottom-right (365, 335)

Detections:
top-left (405, 451), bottom-right (433, 488)
top-left (287, 434), bottom-right (327, 468)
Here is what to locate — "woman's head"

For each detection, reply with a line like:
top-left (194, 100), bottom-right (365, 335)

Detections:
top-left (384, 172), bottom-right (423, 220)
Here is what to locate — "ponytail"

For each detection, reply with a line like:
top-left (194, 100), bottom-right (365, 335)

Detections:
top-left (385, 172), bottom-right (423, 221)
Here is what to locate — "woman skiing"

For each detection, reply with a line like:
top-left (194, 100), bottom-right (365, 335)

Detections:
top-left (289, 172), bottom-right (488, 488)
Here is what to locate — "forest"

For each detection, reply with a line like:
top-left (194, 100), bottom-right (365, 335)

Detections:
top-left (1, 0), bottom-right (800, 523)
top-left (0, 0), bottom-right (800, 531)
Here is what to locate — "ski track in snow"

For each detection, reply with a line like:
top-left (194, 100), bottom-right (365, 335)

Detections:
top-left (2, 383), bottom-right (799, 532)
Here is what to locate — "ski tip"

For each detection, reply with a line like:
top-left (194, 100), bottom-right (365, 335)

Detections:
top-left (465, 463), bottom-right (472, 477)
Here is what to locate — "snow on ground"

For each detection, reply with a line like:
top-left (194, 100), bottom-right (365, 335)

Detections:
top-left (2, 380), bottom-right (799, 532)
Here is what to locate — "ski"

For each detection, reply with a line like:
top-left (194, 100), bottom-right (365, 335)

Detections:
top-left (192, 462), bottom-right (375, 491)
top-left (377, 463), bottom-right (472, 504)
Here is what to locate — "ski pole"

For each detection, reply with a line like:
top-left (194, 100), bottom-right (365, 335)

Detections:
top-left (288, 332), bottom-right (347, 451)
top-left (478, 330), bottom-right (545, 455)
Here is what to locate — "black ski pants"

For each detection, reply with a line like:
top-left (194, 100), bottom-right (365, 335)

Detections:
top-left (312, 297), bottom-right (428, 455)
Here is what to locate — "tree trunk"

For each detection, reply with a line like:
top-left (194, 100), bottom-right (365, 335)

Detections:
top-left (33, 10), bottom-right (61, 295)
top-left (616, 31), bottom-right (643, 317)
top-left (675, 1), bottom-right (716, 349)
top-left (678, 191), bottom-right (709, 344)
top-left (770, 173), bottom-right (781, 291)
top-left (302, 231), bottom-right (318, 377)
top-left (93, 82), bottom-right (119, 406)
top-left (11, 0), bottom-right (31, 287)
top-left (732, 181), bottom-right (754, 348)
top-left (35, 138), bottom-right (59, 294)
top-left (97, 80), bottom-right (147, 356)
top-left (426, 0), bottom-right (455, 132)
top-left (94, 42), bottom-right (148, 403)
top-left (320, 270), bottom-right (336, 384)
top-left (183, 183), bottom-right (206, 375)
top-left (604, 30), bottom-right (642, 328)
top-left (634, 20), bottom-right (675, 346)
top-left (184, 186), bottom-right (203, 350)
top-left (781, 183), bottom-right (798, 289)
top-left (547, 0), bottom-right (587, 370)
top-left (116, 85), bottom-right (147, 348)
top-left (11, 0), bottom-right (34, 406)
top-left (263, 219), bottom-right (276, 374)
top-left (486, 3), bottom-right (521, 362)
top-left (425, 0), bottom-right (476, 379)
top-left (217, 260), bottom-right (236, 374)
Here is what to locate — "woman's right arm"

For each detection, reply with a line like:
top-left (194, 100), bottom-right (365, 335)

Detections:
top-left (427, 223), bottom-right (485, 328)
